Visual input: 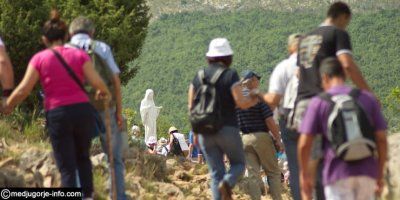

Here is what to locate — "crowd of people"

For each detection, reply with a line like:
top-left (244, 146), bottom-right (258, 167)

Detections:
top-left (0, 1), bottom-right (389, 200)
top-left (187, 2), bottom-right (388, 200)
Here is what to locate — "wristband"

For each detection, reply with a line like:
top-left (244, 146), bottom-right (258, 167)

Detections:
top-left (2, 89), bottom-right (13, 97)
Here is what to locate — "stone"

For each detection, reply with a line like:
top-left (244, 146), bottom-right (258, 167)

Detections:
top-left (155, 182), bottom-right (185, 199)
top-left (191, 187), bottom-right (201, 195)
top-left (91, 153), bottom-right (107, 168)
top-left (43, 176), bottom-right (52, 188)
top-left (19, 148), bottom-right (52, 171)
top-left (174, 171), bottom-right (193, 181)
top-left (0, 157), bottom-right (15, 168)
top-left (24, 171), bottom-right (43, 187)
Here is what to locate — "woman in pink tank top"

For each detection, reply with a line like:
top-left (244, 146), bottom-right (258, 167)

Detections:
top-left (4, 10), bottom-right (109, 199)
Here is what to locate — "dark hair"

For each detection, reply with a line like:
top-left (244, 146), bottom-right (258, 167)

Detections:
top-left (42, 9), bottom-right (68, 42)
top-left (207, 56), bottom-right (233, 67)
top-left (327, 1), bottom-right (351, 19)
top-left (169, 130), bottom-right (178, 134)
top-left (320, 57), bottom-right (346, 79)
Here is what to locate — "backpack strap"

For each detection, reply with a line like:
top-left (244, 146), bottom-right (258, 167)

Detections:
top-left (210, 67), bottom-right (226, 85)
top-left (318, 92), bottom-right (334, 105)
top-left (349, 88), bottom-right (361, 99)
top-left (197, 69), bottom-right (205, 85)
top-left (88, 40), bottom-right (97, 53)
top-left (51, 49), bottom-right (87, 95)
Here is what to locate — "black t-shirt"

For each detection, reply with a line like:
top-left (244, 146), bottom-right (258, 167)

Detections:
top-left (192, 63), bottom-right (240, 127)
top-left (297, 25), bottom-right (352, 100)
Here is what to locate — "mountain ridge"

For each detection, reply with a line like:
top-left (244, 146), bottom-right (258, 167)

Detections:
top-left (146, 0), bottom-right (400, 19)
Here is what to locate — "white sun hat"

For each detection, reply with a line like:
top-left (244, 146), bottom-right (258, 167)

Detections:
top-left (159, 137), bottom-right (167, 144)
top-left (147, 136), bottom-right (157, 145)
top-left (206, 38), bottom-right (233, 57)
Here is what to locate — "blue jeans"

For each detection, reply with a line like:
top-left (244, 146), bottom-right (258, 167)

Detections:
top-left (199, 126), bottom-right (246, 200)
top-left (279, 118), bottom-right (301, 200)
top-left (99, 108), bottom-right (126, 200)
top-left (46, 103), bottom-right (94, 198)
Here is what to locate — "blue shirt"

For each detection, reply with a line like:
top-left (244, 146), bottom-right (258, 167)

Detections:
top-left (236, 102), bottom-right (273, 134)
top-left (188, 131), bottom-right (198, 157)
top-left (70, 33), bottom-right (120, 74)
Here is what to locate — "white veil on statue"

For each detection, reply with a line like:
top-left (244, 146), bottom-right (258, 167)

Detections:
top-left (140, 89), bottom-right (161, 143)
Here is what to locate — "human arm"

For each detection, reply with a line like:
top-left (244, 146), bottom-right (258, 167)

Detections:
top-left (187, 143), bottom-right (193, 159)
top-left (168, 134), bottom-right (174, 149)
top-left (298, 134), bottom-right (315, 200)
top-left (112, 74), bottom-right (123, 129)
top-left (264, 62), bottom-right (288, 109)
top-left (262, 93), bottom-right (282, 110)
top-left (337, 54), bottom-right (371, 92)
top-left (265, 117), bottom-right (283, 152)
top-left (231, 82), bottom-right (258, 109)
top-left (188, 84), bottom-right (195, 111)
top-left (148, 147), bottom-right (157, 154)
top-left (374, 130), bottom-right (387, 196)
top-left (335, 30), bottom-right (371, 93)
top-left (296, 98), bottom-right (323, 200)
top-left (0, 46), bottom-right (14, 90)
top-left (83, 61), bottom-right (110, 99)
top-left (5, 65), bottom-right (38, 113)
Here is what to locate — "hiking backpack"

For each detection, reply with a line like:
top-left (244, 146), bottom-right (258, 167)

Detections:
top-left (85, 41), bottom-right (116, 110)
top-left (190, 67), bottom-right (226, 134)
top-left (320, 89), bottom-right (376, 162)
top-left (170, 134), bottom-right (183, 156)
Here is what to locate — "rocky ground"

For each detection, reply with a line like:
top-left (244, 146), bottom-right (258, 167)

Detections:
top-left (0, 134), bottom-right (399, 199)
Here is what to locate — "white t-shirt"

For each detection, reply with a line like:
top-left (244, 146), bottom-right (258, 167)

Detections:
top-left (70, 34), bottom-right (121, 74)
top-left (268, 53), bottom-right (298, 113)
top-left (157, 145), bottom-right (169, 156)
top-left (172, 133), bottom-right (189, 151)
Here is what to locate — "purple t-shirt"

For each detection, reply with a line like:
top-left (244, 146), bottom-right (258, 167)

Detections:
top-left (299, 85), bottom-right (387, 186)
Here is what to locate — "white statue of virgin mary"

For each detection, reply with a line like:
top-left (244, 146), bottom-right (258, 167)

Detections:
top-left (140, 89), bottom-right (162, 143)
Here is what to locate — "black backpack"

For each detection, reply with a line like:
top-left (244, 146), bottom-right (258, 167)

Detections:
top-left (190, 67), bottom-right (226, 135)
top-left (319, 88), bottom-right (376, 162)
top-left (169, 134), bottom-right (183, 156)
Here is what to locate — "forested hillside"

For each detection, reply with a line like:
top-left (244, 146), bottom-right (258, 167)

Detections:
top-left (123, 9), bottom-right (400, 133)
top-left (146, 0), bottom-right (400, 19)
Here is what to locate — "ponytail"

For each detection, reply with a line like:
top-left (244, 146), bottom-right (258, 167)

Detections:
top-left (42, 9), bottom-right (67, 42)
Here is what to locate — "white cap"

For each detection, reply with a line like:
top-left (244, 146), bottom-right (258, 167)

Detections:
top-left (147, 136), bottom-right (157, 145)
top-left (206, 38), bottom-right (233, 57)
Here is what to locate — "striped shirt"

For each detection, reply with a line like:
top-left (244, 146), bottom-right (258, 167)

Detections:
top-left (236, 102), bottom-right (273, 134)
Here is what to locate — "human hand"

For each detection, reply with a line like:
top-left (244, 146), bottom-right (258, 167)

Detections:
top-left (95, 89), bottom-right (110, 101)
top-left (249, 89), bottom-right (263, 100)
top-left (193, 133), bottom-right (199, 146)
top-left (375, 178), bottom-right (384, 197)
top-left (300, 172), bottom-right (313, 200)
top-left (116, 112), bottom-right (123, 130)
top-left (275, 140), bottom-right (285, 153)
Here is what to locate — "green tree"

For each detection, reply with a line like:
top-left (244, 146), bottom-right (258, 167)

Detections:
top-left (0, 0), bottom-right (150, 86)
